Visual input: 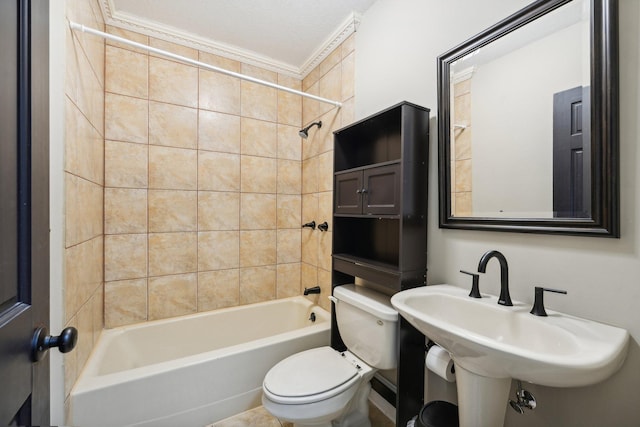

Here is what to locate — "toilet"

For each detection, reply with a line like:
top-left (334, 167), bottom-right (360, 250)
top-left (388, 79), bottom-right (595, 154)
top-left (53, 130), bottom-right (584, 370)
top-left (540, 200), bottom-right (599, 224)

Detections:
top-left (262, 284), bottom-right (398, 427)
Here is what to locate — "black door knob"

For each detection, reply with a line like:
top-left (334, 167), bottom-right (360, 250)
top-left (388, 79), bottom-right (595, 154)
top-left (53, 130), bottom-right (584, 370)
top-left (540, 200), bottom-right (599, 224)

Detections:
top-left (31, 326), bottom-right (78, 362)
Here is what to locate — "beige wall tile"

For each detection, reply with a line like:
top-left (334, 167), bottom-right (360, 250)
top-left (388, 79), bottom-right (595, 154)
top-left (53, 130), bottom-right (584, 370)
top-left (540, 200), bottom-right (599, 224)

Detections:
top-left (149, 101), bottom-right (198, 149)
top-left (320, 48), bottom-right (342, 77)
top-left (105, 188), bottom-right (147, 234)
top-left (91, 284), bottom-right (104, 345)
top-left (303, 66), bottom-right (320, 92)
top-left (198, 231), bottom-right (240, 270)
top-left (198, 269), bottom-right (240, 311)
top-left (240, 118), bottom-right (277, 157)
top-left (199, 70), bottom-right (240, 115)
top-left (198, 191), bottom-right (240, 231)
top-left (454, 159), bottom-right (472, 192)
top-left (148, 232), bottom-right (197, 276)
top-left (148, 190), bottom-right (197, 232)
top-left (277, 124), bottom-right (302, 161)
top-left (240, 230), bottom-right (276, 267)
top-left (277, 75), bottom-right (302, 126)
top-left (317, 268), bottom-right (332, 312)
top-left (318, 231), bottom-right (332, 271)
top-left (277, 195), bottom-right (301, 229)
top-left (105, 45), bottom-right (148, 98)
top-left (148, 273), bottom-right (197, 320)
top-left (341, 34), bottom-right (355, 58)
top-left (149, 38), bottom-right (198, 60)
top-left (340, 97), bottom-right (356, 127)
top-left (241, 156), bottom-right (276, 193)
top-left (319, 65), bottom-right (342, 116)
top-left (301, 262), bottom-right (318, 291)
top-left (318, 191), bottom-right (333, 230)
top-left (455, 192), bottom-right (473, 216)
top-left (301, 228), bottom-right (319, 266)
top-left (105, 93), bottom-right (148, 144)
top-left (65, 99), bottom-right (104, 185)
top-left (454, 79), bottom-right (471, 96)
top-left (198, 151), bottom-right (241, 191)
top-left (104, 234), bottom-right (147, 281)
top-left (301, 193), bottom-right (318, 228)
top-left (239, 266), bottom-right (276, 304)
top-left (106, 25), bottom-right (149, 54)
top-left (75, 302), bottom-right (95, 379)
top-left (455, 127), bottom-right (472, 160)
top-left (104, 279), bottom-right (148, 328)
top-left (240, 193), bottom-right (276, 230)
top-left (341, 52), bottom-right (355, 102)
top-left (198, 51), bottom-right (241, 72)
top-left (277, 263), bottom-right (301, 298)
top-left (317, 110), bottom-right (341, 155)
top-left (65, 174), bottom-right (103, 247)
top-left (241, 80), bottom-right (277, 122)
top-left (454, 92), bottom-right (471, 124)
top-left (199, 110), bottom-right (241, 153)
top-left (302, 82), bottom-right (321, 128)
top-left (65, 236), bottom-right (103, 322)
top-left (149, 145), bottom-right (198, 190)
top-left (277, 159), bottom-right (301, 194)
top-left (317, 151), bottom-right (334, 193)
top-left (149, 57), bottom-right (198, 107)
top-left (302, 157), bottom-right (319, 194)
top-left (105, 140), bottom-right (148, 188)
top-left (277, 229), bottom-right (301, 263)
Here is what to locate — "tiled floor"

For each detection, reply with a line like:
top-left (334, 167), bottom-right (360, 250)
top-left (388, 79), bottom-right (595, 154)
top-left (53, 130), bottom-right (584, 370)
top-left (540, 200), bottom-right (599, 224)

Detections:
top-left (209, 402), bottom-right (395, 427)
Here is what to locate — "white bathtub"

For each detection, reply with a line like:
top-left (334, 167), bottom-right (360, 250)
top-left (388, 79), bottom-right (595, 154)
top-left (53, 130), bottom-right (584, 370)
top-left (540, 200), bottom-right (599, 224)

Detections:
top-left (69, 296), bottom-right (330, 427)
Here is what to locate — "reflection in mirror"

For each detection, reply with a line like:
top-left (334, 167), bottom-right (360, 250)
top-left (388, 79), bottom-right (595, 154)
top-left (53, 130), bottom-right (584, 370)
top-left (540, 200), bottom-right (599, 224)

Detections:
top-left (438, 0), bottom-right (618, 236)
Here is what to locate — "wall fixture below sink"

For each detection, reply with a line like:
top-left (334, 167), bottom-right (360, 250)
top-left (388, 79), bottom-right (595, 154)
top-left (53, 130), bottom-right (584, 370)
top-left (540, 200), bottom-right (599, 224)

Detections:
top-left (390, 285), bottom-right (629, 427)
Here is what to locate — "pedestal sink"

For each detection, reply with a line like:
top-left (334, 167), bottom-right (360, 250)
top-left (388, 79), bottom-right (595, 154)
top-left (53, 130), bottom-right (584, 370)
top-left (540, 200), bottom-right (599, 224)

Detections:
top-left (390, 285), bottom-right (629, 427)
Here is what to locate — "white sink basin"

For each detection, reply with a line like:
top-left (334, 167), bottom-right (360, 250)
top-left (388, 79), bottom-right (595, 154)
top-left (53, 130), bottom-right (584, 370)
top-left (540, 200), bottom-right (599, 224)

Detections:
top-left (391, 284), bottom-right (628, 387)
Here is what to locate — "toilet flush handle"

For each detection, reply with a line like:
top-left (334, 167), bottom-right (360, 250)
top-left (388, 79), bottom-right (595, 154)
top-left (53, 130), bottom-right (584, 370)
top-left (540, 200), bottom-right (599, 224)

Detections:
top-left (328, 295), bottom-right (338, 304)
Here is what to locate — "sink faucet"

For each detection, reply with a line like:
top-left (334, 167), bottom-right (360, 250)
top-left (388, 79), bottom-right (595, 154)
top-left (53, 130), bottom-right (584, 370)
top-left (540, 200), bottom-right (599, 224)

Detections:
top-left (477, 250), bottom-right (513, 306)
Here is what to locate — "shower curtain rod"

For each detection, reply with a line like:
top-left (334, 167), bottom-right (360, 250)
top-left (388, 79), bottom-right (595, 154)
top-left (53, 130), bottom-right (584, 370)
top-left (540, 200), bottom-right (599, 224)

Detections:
top-left (69, 21), bottom-right (343, 108)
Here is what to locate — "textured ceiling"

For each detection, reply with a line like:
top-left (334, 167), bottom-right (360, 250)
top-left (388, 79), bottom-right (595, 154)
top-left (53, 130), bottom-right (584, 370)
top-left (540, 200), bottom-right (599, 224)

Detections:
top-left (108, 0), bottom-right (376, 73)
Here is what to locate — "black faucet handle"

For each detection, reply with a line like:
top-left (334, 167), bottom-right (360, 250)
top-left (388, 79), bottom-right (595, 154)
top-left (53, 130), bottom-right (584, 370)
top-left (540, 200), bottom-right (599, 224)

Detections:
top-left (530, 286), bottom-right (567, 316)
top-left (460, 270), bottom-right (481, 299)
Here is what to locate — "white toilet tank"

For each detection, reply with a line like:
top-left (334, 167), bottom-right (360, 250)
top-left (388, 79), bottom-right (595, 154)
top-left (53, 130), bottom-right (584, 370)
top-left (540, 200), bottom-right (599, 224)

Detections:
top-left (333, 284), bottom-right (398, 370)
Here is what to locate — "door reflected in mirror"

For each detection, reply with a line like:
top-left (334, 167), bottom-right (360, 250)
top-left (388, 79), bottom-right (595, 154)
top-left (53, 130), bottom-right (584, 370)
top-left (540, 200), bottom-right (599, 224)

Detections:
top-left (438, 0), bottom-right (618, 236)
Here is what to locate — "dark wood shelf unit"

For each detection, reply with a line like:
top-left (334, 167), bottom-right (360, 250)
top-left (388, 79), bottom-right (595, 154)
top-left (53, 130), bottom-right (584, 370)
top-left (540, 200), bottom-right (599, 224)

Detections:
top-left (330, 101), bottom-right (430, 427)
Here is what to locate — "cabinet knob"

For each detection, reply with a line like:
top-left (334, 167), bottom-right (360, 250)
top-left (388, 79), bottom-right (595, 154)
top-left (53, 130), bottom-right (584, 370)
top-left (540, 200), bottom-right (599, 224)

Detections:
top-left (360, 188), bottom-right (367, 194)
top-left (356, 189), bottom-right (362, 194)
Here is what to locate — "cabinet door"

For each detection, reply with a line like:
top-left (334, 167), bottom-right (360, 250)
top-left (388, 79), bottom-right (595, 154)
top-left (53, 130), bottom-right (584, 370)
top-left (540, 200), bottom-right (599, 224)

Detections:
top-left (335, 170), bottom-right (363, 214)
top-left (363, 163), bottom-right (400, 215)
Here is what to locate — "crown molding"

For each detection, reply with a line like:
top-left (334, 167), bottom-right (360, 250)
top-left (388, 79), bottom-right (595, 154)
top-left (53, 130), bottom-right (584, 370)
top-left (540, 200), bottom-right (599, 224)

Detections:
top-left (99, 0), bottom-right (358, 79)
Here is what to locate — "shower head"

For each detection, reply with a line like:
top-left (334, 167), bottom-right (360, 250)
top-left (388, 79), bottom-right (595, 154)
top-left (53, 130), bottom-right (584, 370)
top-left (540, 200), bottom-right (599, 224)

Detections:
top-left (299, 121), bottom-right (322, 139)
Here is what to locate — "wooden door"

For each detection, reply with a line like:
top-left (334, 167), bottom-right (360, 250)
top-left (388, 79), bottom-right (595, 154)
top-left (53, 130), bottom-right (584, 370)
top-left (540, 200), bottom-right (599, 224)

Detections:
top-left (363, 163), bottom-right (400, 215)
top-left (553, 86), bottom-right (591, 218)
top-left (0, 1), bottom-right (51, 424)
top-left (334, 170), bottom-right (363, 214)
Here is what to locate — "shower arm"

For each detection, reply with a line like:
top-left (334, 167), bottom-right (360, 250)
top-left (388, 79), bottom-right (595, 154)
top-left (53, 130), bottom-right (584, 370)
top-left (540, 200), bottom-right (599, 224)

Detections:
top-left (69, 21), bottom-right (343, 108)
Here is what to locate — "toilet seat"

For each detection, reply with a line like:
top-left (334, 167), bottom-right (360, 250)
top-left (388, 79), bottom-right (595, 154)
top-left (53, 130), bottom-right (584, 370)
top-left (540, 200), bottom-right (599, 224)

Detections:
top-left (263, 347), bottom-right (364, 405)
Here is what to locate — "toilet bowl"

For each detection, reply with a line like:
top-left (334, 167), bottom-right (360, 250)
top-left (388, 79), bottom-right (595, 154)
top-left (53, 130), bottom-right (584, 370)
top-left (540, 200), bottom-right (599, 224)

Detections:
top-left (262, 284), bottom-right (398, 427)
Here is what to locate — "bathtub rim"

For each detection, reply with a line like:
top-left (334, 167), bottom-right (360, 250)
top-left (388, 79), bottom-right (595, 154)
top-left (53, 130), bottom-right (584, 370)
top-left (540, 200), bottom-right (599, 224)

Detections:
top-left (72, 296), bottom-right (330, 394)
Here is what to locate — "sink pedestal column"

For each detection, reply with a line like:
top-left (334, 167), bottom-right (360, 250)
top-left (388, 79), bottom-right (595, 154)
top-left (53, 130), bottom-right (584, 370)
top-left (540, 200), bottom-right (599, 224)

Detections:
top-left (455, 364), bottom-right (511, 427)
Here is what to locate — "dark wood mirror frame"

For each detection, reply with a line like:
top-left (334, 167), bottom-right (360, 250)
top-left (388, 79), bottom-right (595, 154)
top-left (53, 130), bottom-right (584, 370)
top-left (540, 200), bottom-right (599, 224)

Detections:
top-left (437, 0), bottom-right (619, 237)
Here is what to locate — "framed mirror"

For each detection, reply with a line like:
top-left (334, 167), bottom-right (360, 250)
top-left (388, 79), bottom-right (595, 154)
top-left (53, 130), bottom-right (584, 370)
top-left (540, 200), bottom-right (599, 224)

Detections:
top-left (437, 0), bottom-right (618, 236)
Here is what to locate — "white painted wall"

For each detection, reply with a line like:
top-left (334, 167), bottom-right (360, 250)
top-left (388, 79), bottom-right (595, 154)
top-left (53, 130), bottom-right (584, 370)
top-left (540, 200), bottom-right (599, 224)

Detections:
top-left (356, 0), bottom-right (640, 425)
top-left (472, 22), bottom-right (585, 217)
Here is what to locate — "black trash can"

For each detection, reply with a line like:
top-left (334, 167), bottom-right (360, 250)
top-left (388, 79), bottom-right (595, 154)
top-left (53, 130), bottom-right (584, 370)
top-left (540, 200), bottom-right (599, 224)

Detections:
top-left (409, 400), bottom-right (459, 427)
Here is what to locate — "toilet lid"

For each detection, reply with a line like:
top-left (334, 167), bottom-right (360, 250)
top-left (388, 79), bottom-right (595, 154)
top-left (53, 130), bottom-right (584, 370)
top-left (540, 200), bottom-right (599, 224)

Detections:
top-left (263, 347), bottom-right (359, 403)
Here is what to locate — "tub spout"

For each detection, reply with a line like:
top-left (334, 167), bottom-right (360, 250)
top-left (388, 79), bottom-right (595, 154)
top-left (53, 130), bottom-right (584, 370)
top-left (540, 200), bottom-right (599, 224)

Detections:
top-left (304, 286), bottom-right (321, 296)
